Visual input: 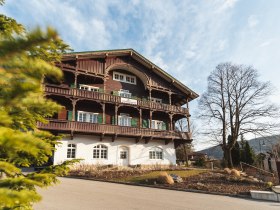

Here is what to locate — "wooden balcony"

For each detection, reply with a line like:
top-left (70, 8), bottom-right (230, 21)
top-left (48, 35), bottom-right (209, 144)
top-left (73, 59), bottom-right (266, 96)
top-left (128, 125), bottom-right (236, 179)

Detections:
top-left (44, 85), bottom-right (189, 115)
top-left (37, 120), bottom-right (192, 142)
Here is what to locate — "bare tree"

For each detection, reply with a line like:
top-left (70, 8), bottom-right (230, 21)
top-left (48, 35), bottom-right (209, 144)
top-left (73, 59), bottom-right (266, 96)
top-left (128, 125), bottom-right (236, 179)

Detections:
top-left (199, 63), bottom-right (279, 168)
top-left (175, 119), bottom-right (197, 165)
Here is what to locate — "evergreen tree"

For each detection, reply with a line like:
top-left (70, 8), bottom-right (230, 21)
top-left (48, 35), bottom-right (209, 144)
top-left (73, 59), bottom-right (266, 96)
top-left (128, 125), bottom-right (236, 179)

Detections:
top-left (240, 134), bottom-right (246, 162)
top-left (0, 3), bottom-right (77, 209)
top-left (243, 141), bottom-right (255, 165)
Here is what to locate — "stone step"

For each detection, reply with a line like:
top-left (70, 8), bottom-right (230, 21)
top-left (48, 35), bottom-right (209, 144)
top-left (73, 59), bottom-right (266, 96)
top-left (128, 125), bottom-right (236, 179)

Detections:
top-left (250, 190), bottom-right (280, 202)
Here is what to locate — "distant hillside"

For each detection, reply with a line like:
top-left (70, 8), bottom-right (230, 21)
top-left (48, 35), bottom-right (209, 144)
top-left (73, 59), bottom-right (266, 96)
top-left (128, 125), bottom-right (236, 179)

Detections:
top-left (198, 135), bottom-right (280, 160)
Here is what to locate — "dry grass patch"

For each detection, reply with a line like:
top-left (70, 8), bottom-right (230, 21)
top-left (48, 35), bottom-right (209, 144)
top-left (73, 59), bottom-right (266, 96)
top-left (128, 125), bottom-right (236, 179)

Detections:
top-left (114, 169), bottom-right (205, 183)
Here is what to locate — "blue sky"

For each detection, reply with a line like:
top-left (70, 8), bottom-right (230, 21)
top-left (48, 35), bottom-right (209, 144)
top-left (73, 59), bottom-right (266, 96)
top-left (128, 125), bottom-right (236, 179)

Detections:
top-left (1, 0), bottom-right (280, 149)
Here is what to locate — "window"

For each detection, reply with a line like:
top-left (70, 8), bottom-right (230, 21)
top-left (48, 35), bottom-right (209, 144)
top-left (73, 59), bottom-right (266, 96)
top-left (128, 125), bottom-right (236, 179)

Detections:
top-left (79, 84), bottom-right (99, 92)
top-left (149, 147), bottom-right (163, 160)
top-left (114, 74), bottom-right (119, 80)
top-left (151, 120), bottom-right (163, 130)
top-left (120, 151), bottom-right (127, 159)
top-left (151, 97), bottom-right (162, 103)
top-left (67, 144), bottom-right (76, 158)
top-left (113, 72), bottom-right (136, 85)
top-left (118, 113), bottom-right (131, 126)
top-left (93, 144), bottom-right (108, 159)
top-left (77, 111), bottom-right (98, 123)
top-left (118, 89), bottom-right (132, 98)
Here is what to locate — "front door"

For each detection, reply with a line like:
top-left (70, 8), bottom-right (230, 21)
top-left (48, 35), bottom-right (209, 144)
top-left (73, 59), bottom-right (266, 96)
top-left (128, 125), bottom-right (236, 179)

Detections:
top-left (119, 147), bottom-right (129, 166)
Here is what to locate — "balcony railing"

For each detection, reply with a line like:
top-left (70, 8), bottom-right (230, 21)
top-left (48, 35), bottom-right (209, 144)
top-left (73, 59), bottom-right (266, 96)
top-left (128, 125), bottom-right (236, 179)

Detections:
top-left (44, 85), bottom-right (189, 115)
top-left (37, 120), bottom-right (192, 140)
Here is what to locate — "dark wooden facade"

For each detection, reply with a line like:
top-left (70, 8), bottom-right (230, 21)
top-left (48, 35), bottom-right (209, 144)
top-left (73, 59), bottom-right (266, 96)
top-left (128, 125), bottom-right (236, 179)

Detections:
top-left (39, 49), bottom-right (198, 145)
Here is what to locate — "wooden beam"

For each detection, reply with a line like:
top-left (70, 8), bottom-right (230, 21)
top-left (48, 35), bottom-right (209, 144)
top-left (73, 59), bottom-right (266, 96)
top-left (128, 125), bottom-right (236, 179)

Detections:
top-left (145, 136), bottom-right (153, 144)
top-left (70, 130), bottom-right (74, 140)
top-left (136, 136), bottom-right (143, 144)
top-left (112, 134), bottom-right (117, 142)
top-left (165, 139), bottom-right (173, 145)
top-left (100, 133), bottom-right (105, 141)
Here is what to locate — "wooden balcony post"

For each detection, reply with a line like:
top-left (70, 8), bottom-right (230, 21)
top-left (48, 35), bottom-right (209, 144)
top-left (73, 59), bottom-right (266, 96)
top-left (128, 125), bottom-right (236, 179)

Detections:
top-left (186, 98), bottom-right (190, 132)
top-left (168, 92), bottom-right (172, 105)
top-left (169, 114), bottom-right (173, 131)
top-left (186, 115), bottom-right (191, 132)
top-left (102, 103), bottom-right (105, 124)
top-left (72, 99), bottom-right (77, 121)
top-left (115, 105), bottom-right (119, 125)
top-left (149, 110), bottom-right (153, 128)
top-left (148, 88), bottom-right (152, 100)
top-left (139, 109), bottom-right (142, 128)
top-left (74, 72), bottom-right (77, 88)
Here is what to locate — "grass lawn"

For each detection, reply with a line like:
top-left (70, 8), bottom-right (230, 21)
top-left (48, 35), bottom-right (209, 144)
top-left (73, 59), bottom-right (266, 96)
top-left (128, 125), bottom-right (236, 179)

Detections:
top-left (113, 169), bottom-right (205, 184)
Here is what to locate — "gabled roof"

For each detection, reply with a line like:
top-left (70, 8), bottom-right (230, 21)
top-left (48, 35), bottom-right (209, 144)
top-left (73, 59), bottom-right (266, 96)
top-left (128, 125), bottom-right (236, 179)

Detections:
top-left (63, 49), bottom-right (199, 101)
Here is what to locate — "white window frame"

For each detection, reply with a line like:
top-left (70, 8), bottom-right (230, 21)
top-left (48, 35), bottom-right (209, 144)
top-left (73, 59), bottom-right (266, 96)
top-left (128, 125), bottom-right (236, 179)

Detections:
top-left (93, 144), bottom-right (108, 159)
top-left (151, 97), bottom-right (162, 103)
top-left (79, 84), bottom-right (99, 92)
top-left (67, 144), bottom-right (76, 158)
top-left (118, 113), bottom-right (132, 126)
top-left (77, 111), bottom-right (98, 123)
top-left (149, 147), bottom-right (163, 160)
top-left (113, 72), bottom-right (136, 85)
top-left (151, 120), bottom-right (163, 130)
top-left (118, 89), bottom-right (132, 98)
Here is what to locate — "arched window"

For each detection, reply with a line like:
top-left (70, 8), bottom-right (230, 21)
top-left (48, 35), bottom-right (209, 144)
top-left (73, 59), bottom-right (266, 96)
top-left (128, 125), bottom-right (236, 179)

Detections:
top-left (149, 147), bottom-right (163, 160)
top-left (67, 144), bottom-right (76, 158)
top-left (93, 144), bottom-right (108, 159)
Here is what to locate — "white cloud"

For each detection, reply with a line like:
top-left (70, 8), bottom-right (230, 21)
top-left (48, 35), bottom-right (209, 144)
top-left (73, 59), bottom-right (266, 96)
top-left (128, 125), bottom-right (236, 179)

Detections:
top-left (248, 15), bottom-right (259, 28)
top-left (216, 0), bottom-right (238, 12)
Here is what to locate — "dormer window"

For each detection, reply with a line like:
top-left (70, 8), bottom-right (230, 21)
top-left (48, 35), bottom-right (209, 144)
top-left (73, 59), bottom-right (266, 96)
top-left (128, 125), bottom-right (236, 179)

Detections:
top-left (113, 71), bottom-right (136, 85)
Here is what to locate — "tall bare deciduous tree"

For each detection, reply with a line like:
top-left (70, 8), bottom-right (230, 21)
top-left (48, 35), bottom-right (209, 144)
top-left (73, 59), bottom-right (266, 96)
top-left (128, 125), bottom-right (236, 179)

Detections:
top-left (199, 63), bottom-right (279, 168)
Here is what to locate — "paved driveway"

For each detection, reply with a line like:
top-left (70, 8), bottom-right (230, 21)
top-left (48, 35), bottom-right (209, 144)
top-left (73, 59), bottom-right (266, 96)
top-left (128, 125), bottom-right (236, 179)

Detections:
top-left (34, 177), bottom-right (280, 210)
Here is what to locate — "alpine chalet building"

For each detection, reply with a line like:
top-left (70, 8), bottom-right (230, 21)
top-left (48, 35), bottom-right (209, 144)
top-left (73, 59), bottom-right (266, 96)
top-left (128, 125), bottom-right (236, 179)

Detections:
top-left (38, 49), bottom-right (199, 167)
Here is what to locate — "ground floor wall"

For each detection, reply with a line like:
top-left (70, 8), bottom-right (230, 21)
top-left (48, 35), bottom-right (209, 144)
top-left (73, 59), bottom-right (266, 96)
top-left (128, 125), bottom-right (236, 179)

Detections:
top-left (53, 135), bottom-right (176, 166)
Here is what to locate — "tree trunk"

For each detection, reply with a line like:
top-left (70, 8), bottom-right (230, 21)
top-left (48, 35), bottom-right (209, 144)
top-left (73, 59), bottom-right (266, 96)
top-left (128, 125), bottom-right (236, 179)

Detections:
top-left (183, 144), bottom-right (189, 167)
top-left (228, 148), bottom-right (233, 168)
top-left (223, 148), bottom-right (229, 168)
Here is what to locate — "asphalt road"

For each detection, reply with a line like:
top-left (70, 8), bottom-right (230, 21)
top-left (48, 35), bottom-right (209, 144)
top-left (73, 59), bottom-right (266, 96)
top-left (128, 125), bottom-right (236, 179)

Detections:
top-left (34, 177), bottom-right (280, 210)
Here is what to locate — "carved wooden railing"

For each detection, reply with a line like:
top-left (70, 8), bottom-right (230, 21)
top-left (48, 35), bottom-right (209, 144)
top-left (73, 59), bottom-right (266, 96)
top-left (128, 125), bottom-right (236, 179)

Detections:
top-left (37, 120), bottom-right (192, 140)
top-left (44, 85), bottom-right (189, 115)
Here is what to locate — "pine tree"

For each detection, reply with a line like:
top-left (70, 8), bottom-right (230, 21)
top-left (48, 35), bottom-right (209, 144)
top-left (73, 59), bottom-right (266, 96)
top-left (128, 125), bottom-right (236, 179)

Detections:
top-left (0, 3), bottom-right (78, 209)
top-left (240, 134), bottom-right (246, 162)
top-left (244, 141), bottom-right (255, 165)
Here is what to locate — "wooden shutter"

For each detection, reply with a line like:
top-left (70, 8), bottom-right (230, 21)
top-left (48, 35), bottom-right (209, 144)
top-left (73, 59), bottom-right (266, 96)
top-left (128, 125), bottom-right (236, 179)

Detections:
top-left (111, 115), bottom-right (115, 124)
top-left (142, 119), bottom-right (149, 128)
top-left (67, 111), bottom-right (73, 121)
top-left (97, 114), bottom-right (103, 124)
top-left (58, 108), bottom-right (67, 120)
top-left (162, 121), bottom-right (167, 130)
top-left (131, 118), bottom-right (138, 127)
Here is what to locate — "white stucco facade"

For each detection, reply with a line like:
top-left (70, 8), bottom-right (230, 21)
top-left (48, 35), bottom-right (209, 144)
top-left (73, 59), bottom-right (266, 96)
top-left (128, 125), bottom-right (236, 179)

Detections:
top-left (53, 135), bottom-right (176, 166)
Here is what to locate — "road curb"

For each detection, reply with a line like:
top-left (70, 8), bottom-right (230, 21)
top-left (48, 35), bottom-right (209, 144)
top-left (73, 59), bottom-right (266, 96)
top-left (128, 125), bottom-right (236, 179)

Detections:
top-left (65, 176), bottom-right (251, 199)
